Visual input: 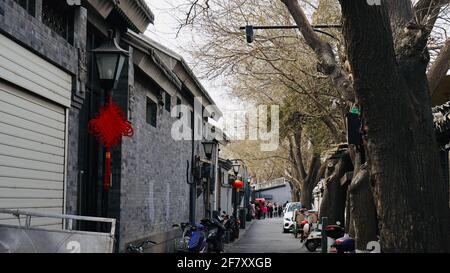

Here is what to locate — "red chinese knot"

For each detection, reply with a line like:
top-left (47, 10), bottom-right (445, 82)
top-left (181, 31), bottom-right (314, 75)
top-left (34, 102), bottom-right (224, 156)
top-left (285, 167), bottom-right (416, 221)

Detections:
top-left (88, 95), bottom-right (134, 191)
top-left (88, 96), bottom-right (134, 148)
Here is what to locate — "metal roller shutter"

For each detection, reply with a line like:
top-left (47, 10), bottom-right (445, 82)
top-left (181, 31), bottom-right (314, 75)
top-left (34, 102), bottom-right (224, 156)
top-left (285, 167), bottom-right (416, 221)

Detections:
top-left (0, 81), bottom-right (66, 229)
top-left (0, 33), bottom-right (72, 230)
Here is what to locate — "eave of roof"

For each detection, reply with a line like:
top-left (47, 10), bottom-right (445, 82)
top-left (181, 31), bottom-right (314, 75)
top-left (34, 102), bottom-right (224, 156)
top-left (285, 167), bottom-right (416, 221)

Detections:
top-left (135, 0), bottom-right (155, 23)
top-left (128, 31), bottom-right (220, 111)
top-left (87, 0), bottom-right (154, 33)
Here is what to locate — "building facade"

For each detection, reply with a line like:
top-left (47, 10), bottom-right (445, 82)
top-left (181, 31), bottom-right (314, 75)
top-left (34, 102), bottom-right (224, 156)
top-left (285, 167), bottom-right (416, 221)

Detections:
top-left (0, 0), bottom-right (227, 252)
top-left (253, 178), bottom-right (292, 205)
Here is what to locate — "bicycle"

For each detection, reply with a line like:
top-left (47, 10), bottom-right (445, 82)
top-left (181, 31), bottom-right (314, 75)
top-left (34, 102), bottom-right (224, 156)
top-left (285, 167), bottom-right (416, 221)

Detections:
top-left (126, 240), bottom-right (156, 253)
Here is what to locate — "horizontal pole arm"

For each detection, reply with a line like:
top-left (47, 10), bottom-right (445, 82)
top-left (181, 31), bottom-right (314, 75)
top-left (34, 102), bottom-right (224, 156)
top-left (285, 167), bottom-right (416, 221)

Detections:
top-left (239, 24), bottom-right (341, 30)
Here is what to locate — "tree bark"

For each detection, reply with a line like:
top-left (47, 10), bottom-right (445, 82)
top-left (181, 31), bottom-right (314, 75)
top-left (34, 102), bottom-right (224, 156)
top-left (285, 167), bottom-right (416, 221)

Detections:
top-left (302, 154), bottom-right (321, 209)
top-left (288, 131), bottom-right (322, 209)
top-left (339, 0), bottom-right (450, 252)
top-left (319, 152), bottom-right (352, 225)
top-left (349, 163), bottom-right (378, 251)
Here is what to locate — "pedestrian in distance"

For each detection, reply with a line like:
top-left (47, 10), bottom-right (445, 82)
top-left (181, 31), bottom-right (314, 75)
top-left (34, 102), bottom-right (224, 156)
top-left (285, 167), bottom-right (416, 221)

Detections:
top-left (274, 202), bottom-right (278, 217)
top-left (262, 204), bottom-right (267, 219)
top-left (268, 202), bottom-right (273, 218)
top-left (278, 204), bottom-right (283, 218)
top-left (250, 202), bottom-right (256, 219)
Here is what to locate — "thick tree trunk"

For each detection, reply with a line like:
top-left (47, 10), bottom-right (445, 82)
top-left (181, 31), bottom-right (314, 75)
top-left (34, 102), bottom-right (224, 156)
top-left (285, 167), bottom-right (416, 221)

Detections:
top-left (289, 181), bottom-right (300, 202)
top-left (300, 154), bottom-right (321, 209)
top-left (319, 153), bottom-right (352, 225)
top-left (300, 183), bottom-right (313, 209)
top-left (349, 163), bottom-right (378, 251)
top-left (345, 190), bottom-right (355, 236)
top-left (340, 0), bottom-right (450, 252)
top-left (288, 132), bottom-right (322, 209)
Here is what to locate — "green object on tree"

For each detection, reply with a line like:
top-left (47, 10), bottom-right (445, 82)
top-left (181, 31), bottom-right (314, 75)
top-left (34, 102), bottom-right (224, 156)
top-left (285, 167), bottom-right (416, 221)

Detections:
top-left (350, 107), bottom-right (360, 114)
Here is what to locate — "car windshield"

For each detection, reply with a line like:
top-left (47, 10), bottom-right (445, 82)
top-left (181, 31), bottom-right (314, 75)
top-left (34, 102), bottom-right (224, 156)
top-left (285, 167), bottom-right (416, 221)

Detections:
top-left (288, 203), bottom-right (301, 212)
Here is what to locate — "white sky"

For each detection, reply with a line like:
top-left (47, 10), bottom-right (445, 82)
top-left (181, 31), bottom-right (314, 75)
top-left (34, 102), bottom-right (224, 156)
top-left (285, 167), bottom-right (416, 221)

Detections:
top-left (144, 0), bottom-right (248, 131)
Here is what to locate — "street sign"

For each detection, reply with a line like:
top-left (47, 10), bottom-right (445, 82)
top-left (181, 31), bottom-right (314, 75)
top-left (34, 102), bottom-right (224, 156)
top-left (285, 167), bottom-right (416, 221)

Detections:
top-left (346, 112), bottom-right (362, 145)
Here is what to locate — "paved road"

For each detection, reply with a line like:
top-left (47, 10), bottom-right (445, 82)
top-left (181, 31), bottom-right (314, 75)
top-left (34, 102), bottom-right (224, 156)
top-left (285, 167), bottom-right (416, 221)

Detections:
top-left (225, 217), bottom-right (308, 253)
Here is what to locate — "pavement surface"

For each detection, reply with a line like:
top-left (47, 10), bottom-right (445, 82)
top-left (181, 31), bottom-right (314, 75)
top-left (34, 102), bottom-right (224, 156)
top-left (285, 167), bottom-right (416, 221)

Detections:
top-left (225, 217), bottom-right (309, 253)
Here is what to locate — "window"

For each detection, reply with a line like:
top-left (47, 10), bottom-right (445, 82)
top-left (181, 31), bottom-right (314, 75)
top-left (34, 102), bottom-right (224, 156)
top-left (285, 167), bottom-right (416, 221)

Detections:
top-left (165, 92), bottom-right (171, 112)
top-left (14, 0), bottom-right (36, 16)
top-left (287, 203), bottom-right (302, 212)
top-left (146, 97), bottom-right (157, 127)
top-left (42, 0), bottom-right (74, 43)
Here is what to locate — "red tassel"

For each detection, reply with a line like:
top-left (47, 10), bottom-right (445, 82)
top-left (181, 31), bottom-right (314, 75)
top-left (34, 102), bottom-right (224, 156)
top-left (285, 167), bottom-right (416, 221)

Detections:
top-left (104, 147), bottom-right (111, 191)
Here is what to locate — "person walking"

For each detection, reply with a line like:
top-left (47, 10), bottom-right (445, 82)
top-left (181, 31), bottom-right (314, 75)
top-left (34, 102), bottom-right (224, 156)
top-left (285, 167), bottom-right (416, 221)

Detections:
top-left (274, 202), bottom-right (278, 217)
top-left (262, 204), bottom-right (267, 219)
top-left (250, 202), bottom-right (256, 219)
top-left (268, 202), bottom-right (273, 218)
top-left (278, 204), bottom-right (283, 217)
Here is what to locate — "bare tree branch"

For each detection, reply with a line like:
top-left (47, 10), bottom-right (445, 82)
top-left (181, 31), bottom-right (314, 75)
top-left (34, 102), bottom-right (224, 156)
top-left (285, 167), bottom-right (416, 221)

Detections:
top-left (280, 0), bottom-right (355, 104)
top-left (428, 36), bottom-right (450, 94)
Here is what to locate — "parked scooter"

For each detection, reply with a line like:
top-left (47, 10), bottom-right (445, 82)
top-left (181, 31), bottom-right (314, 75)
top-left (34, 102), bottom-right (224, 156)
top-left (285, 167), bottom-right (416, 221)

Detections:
top-left (201, 218), bottom-right (226, 253)
top-left (222, 213), bottom-right (240, 242)
top-left (173, 222), bottom-right (208, 253)
top-left (303, 222), bottom-right (345, 252)
top-left (292, 220), bottom-right (309, 239)
top-left (332, 234), bottom-right (355, 253)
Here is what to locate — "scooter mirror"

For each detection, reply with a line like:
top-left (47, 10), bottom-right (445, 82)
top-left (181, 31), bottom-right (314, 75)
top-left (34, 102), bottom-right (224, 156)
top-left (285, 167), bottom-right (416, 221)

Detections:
top-left (336, 221), bottom-right (341, 226)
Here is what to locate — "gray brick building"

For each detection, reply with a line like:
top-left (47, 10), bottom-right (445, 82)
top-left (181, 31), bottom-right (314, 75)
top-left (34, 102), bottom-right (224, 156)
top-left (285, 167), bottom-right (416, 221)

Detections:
top-left (0, 0), bottom-right (228, 252)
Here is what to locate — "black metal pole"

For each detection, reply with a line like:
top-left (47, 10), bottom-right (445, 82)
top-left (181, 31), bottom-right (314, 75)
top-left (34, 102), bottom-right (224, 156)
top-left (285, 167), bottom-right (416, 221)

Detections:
top-left (239, 24), bottom-right (341, 30)
top-left (321, 217), bottom-right (328, 253)
top-left (190, 184), bottom-right (195, 222)
top-left (233, 188), bottom-right (238, 220)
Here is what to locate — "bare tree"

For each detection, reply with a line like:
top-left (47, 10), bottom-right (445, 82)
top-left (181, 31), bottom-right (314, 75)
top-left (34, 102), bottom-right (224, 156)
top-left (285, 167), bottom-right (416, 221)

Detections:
top-left (180, 0), bottom-right (450, 251)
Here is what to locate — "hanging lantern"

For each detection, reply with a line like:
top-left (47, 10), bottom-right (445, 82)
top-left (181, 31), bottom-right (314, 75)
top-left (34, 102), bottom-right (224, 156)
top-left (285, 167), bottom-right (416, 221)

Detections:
top-left (232, 179), bottom-right (244, 192)
top-left (88, 30), bottom-right (132, 191)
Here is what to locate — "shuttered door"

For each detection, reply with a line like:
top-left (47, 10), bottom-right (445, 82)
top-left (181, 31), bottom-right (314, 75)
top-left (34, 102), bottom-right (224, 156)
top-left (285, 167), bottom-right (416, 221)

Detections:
top-left (0, 80), bottom-right (66, 229)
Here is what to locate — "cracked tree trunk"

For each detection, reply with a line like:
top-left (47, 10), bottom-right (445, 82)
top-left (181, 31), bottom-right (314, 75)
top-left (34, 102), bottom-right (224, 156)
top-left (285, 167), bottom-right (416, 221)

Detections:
top-left (340, 0), bottom-right (450, 252)
top-left (349, 163), bottom-right (378, 251)
top-left (319, 152), bottom-right (353, 225)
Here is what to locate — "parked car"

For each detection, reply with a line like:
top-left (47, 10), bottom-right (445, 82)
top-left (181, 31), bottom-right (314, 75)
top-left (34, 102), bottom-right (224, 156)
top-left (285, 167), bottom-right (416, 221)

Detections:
top-left (282, 202), bottom-right (302, 233)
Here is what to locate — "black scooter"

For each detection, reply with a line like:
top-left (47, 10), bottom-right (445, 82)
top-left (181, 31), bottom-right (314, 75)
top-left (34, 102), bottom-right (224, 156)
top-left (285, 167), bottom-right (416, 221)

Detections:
top-left (222, 214), bottom-right (240, 242)
top-left (200, 218), bottom-right (226, 253)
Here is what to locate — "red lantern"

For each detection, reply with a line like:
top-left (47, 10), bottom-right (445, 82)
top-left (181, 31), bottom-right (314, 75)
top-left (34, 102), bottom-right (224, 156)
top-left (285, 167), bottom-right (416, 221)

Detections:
top-left (232, 179), bottom-right (244, 192)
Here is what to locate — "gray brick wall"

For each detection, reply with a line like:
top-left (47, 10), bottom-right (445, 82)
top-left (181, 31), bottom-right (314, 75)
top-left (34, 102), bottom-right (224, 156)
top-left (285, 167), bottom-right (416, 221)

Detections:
top-left (119, 72), bottom-right (205, 251)
top-left (0, 0), bottom-right (78, 74)
top-left (0, 0), bottom-right (210, 252)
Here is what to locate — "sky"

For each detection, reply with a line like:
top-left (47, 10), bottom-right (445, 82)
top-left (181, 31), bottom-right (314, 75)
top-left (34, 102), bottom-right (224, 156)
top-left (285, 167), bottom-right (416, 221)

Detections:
top-left (144, 0), bottom-right (247, 132)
